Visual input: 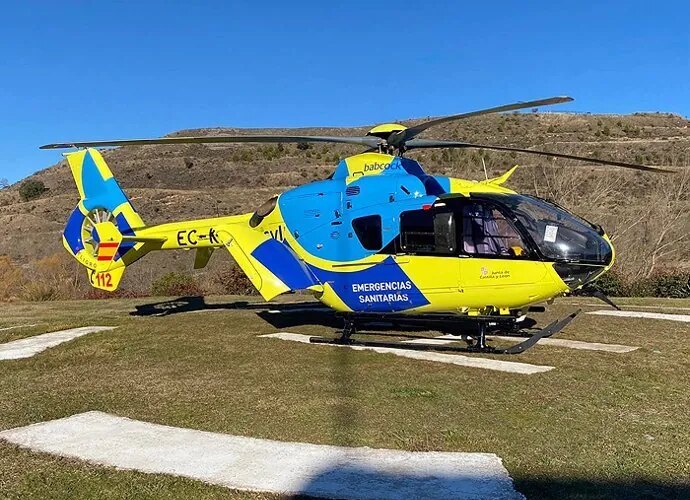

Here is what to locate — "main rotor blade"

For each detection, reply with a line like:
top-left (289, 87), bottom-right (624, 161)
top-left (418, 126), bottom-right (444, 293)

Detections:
top-left (388, 96), bottom-right (574, 146)
top-left (40, 135), bottom-right (381, 150)
top-left (405, 139), bottom-right (675, 173)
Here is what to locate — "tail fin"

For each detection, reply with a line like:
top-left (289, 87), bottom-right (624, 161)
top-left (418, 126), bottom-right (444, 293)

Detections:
top-left (62, 148), bottom-right (145, 291)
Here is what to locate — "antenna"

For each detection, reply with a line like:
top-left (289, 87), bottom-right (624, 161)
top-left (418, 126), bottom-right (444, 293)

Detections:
top-left (481, 155), bottom-right (488, 181)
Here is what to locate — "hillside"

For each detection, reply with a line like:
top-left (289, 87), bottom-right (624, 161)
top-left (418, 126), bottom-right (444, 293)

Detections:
top-left (1, 111), bottom-right (688, 294)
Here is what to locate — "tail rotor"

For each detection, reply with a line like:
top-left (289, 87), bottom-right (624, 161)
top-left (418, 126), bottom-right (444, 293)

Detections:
top-left (62, 148), bottom-right (146, 291)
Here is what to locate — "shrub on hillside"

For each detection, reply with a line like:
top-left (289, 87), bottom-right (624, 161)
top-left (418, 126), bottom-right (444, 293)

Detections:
top-left (0, 256), bottom-right (24, 300)
top-left (210, 265), bottom-right (257, 295)
top-left (645, 272), bottom-right (690, 298)
top-left (83, 288), bottom-right (147, 300)
top-left (587, 272), bottom-right (622, 297)
top-left (20, 253), bottom-right (85, 301)
top-left (18, 179), bottom-right (48, 201)
top-left (587, 269), bottom-right (690, 298)
top-left (150, 272), bottom-right (203, 297)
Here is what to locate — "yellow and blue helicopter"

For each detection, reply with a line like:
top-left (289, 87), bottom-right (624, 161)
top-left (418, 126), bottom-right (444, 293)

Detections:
top-left (42, 96), bottom-right (671, 354)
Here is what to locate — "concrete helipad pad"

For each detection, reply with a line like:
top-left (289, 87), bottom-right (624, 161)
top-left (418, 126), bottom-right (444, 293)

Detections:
top-left (262, 332), bottom-right (553, 374)
top-left (0, 411), bottom-right (525, 500)
top-left (588, 310), bottom-right (690, 323)
top-left (0, 326), bottom-right (116, 361)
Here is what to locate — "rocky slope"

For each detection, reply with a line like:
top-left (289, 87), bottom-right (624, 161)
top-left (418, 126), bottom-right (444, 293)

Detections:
top-left (1, 112), bottom-right (688, 290)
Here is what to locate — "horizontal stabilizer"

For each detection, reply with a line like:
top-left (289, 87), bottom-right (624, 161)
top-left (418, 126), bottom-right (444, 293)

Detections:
top-left (121, 235), bottom-right (168, 243)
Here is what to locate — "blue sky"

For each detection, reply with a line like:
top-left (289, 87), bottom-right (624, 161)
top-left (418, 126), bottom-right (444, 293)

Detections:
top-left (1, 1), bottom-right (688, 183)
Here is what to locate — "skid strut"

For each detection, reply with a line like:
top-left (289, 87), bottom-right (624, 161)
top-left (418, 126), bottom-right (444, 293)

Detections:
top-left (310, 310), bottom-right (581, 355)
top-left (337, 316), bottom-right (357, 344)
top-left (474, 321), bottom-right (488, 350)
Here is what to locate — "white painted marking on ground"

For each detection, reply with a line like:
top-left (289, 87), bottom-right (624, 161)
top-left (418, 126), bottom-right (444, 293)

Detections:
top-left (0, 411), bottom-right (525, 500)
top-left (568, 301), bottom-right (690, 312)
top-left (588, 310), bottom-right (690, 323)
top-left (0, 327), bottom-right (116, 361)
top-left (0, 324), bottom-right (37, 332)
top-left (266, 307), bottom-right (329, 314)
top-left (404, 338), bottom-right (462, 345)
top-left (263, 333), bottom-right (553, 375)
top-left (421, 335), bottom-right (639, 353)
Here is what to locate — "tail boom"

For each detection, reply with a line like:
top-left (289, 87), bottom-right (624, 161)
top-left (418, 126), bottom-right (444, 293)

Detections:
top-left (61, 149), bottom-right (322, 298)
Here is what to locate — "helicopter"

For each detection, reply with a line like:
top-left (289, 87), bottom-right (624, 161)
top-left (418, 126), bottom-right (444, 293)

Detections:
top-left (41, 96), bottom-right (672, 355)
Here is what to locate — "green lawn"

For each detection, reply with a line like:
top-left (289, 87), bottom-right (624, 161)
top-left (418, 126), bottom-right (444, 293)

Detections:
top-left (0, 295), bottom-right (689, 499)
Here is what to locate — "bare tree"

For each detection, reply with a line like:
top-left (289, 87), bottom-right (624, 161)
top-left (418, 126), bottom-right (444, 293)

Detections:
top-left (526, 148), bottom-right (689, 281)
top-left (528, 152), bottom-right (628, 217)
top-left (640, 166), bottom-right (689, 277)
top-left (612, 159), bottom-right (689, 280)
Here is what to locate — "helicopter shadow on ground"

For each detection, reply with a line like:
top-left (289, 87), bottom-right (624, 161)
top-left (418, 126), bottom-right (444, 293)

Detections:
top-left (130, 295), bottom-right (538, 339)
top-left (130, 295), bottom-right (329, 317)
top-left (285, 475), bottom-right (690, 500)
top-left (130, 295), bottom-right (354, 334)
top-left (281, 462), bottom-right (520, 499)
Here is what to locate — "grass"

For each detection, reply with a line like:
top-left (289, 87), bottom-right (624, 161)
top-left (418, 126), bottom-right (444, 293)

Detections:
top-left (0, 295), bottom-right (689, 499)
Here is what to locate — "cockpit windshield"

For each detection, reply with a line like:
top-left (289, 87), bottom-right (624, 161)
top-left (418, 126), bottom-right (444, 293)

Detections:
top-left (480, 194), bottom-right (613, 264)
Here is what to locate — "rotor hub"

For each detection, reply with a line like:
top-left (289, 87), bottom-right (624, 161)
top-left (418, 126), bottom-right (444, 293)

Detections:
top-left (366, 123), bottom-right (407, 140)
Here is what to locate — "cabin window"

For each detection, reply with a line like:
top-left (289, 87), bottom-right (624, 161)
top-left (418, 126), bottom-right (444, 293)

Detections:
top-left (352, 215), bottom-right (382, 250)
top-left (460, 202), bottom-right (527, 258)
top-left (399, 210), bottom-right (456, 255)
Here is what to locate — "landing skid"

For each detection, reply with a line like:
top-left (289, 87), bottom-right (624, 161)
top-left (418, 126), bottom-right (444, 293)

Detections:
top-left (326, 310), bottom-right (550, 339)
top-left (309, 310), bottom-right (581, 355)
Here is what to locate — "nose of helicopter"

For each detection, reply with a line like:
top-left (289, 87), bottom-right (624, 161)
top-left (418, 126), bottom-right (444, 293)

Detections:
top-left (553, 233), bottom-right (615, 290)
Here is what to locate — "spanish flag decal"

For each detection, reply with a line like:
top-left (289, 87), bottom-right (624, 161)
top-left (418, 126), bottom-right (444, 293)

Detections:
top-left (97, 242), bottom-right (120, 262)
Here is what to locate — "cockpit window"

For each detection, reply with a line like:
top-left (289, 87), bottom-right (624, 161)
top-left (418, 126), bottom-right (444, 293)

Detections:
top-left (461, 202), bottom-right (528, 258)
top-left (482, 194), bottom-right (612, 264)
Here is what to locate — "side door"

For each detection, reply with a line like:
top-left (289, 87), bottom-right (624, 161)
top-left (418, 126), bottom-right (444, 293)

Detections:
top-left (456, 200), bottom-right (548, 306)
top-left (393, 208), bottom-right (461, 296)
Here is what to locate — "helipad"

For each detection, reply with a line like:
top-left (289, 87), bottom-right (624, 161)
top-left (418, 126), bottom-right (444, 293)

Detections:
top-left (0, 411), bottom-right (524, 500)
